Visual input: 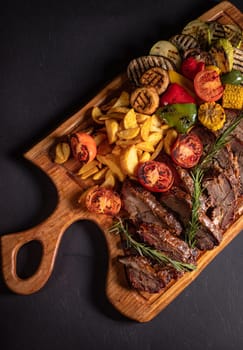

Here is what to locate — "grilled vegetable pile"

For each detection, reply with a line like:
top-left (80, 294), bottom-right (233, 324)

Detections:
top-left (50, 17), bottom-right (243, 294)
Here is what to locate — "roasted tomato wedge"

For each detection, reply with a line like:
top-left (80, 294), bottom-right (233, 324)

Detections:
top-left (137, 160), bottom-right (174, 192)
top-left (194, 69), bottom-right (224, 102)
top-left (171, 134), bottom-right (203, 168)
top-left (85, 186), bottom-right (121, 216)
top-left (70, 132), bottom-right (97, 164)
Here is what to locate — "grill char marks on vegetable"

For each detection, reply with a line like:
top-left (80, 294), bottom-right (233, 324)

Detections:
top-left (121, 180), bottom-right (183, 236)
top-left (119, 255), bottom-right (182, 293)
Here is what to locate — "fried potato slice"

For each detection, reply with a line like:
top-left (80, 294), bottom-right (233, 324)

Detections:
top-left (79, 166), bottom-right (99, 179)
top-left (96, 154), bottom-right (125, 182)
top-left (150, 139), bottom-right (164, 160)
top-left (139, 151), bottom-right (151, 163)
top-left (77, 160), bottom-right (100, 175)
top-left (54, 142), bottom-right (70, 164)
top-left (117, 127), bottom-right (140, 140)
top-left (112, 91), bottom-right (130, 108)
top-left (120, 145), bottom-right (139, 176)
top-left (107, 106), bottom-right (130, 114)
top-left (164, 128), bottom-right (178, 155)
top-left (105, 119), bottom-right (119, 144)
top-left (100, 169), bottom-right (116, 188)
top-left (92, 166), bottom-right (108, 180)
top-left (140, 117), bottom-right (152, 141)
top-left (136, 141), bottom-right (155, 152)
top-left (146, 132), bottom-right (163, 146)
top-left (136, 113), bottom-right (149, 124)
top-left (123, 108), bottom-right (138, 129)
top-left (92, 106), bottom-right (104, 124)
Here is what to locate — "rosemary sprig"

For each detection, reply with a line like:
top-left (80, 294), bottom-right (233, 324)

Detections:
top-left (199, 112), bottom-right (243, 170)
top-left (185, 112), bottom-right (243, 247)
top-left (185, 167), bottom-right (204, 247)
top-left (110, 217), bottom-right (196, 272)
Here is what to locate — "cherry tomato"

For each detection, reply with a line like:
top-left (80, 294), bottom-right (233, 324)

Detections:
top-left (70, 132), bottom-right (97, 164)
top-left (171, 134), bottom-right (203, 168)
top-left (194, 70), bottom-right (224, 102)
top-left (85, 186), bottom-right (121, 216)
top-left (137, 160), bottom-right (174, 192)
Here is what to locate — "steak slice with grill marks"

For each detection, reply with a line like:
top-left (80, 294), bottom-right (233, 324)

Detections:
top-left (229, 139), bottom-right (243, 216)
top-left (202, 170), bottom-right (236, 231)
top-left (121, 180), bottom-right (183, 236)
top-left (137, 222), bottom-right (198, 264)
top-left (160, 186), bottom-right (192, 227)
top-left (119, 255), bottom-right (182, 293)
top-left (159, 185), bottom-right (222, 250)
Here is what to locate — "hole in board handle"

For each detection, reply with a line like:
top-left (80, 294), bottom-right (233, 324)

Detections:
top-left (16, 240), bottom-right (43, 279)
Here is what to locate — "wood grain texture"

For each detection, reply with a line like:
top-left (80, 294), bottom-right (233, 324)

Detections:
top-left (1, 1), bottom-right (243, 322)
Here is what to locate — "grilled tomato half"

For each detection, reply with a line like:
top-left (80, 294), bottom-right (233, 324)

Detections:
top-left (70, 132), bottom-right (97, 164)
top-left (137, 160), bottom-right (174, 192)
top-left (171, 134), bottom-right (203, 168)
top-left (85, 186), bottom-right (121, 216)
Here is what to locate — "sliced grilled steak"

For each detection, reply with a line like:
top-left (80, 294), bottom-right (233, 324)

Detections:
top-left (160, 186), bottom-right (192, 227)
top-left (202, 171), bottom-right (236, 231)
top-left (122, 180), bottom-right (183, 236)
top-left (138, 222), bottom-right (198, 264)
top-left (220, 109), bottom-right (243, 141)
top-left (175, 166), bottom-right (194, 195)
top-left (190, 125), bottom-right (215, 157)
top-left (229, 138), bottom-right (243, 196)
top-left (119, 255), bottom-right (182, 293)
top-left (195, 226), bottom-right (217, 250)
top-left (225, 138), bottom-right (243, 216)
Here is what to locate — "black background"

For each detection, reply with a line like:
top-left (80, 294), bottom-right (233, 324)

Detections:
top-left (1, 1), bottom-right (243, 349)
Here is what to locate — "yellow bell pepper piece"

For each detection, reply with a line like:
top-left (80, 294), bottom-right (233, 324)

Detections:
top-left (168, 70), bottom-right (195, 96)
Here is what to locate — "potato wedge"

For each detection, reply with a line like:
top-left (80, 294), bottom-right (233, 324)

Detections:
top-left (92, 106), bottom-right (104, 124)
top-left (107, 106), bottom-right (130, 114)
top-left (79, 166), bottom-right (99, 179)
top-left (141, 117), bottom-right (152, 141)
top-left (54, 142), bottom-right (70, 164)
top-left (120, 145), bottom-right (139, 176)
top-left (100, 169), bottom-right (116, 188)
top-left (96, 154), bottom-right (125, 182)
top-left (123, 108), bottom-right (138, 129)
top-left (150, 139), bottom-right (164, 160)
top-left (117, 127), bottom-right (140, 140)
top-left (139, 151), bottom-right (151, 163)
top-left (136, 141), bottom-right (155, 152)
top-left (164, 128), bottom-right (178, 155)
top-left (136, 113), bottom-right (149, 124)
top-left (146, 132), bottom-right (163, 146)
top-left (112, 91), bottom-right (130, 108)
top-left (92, 166), bottom-right (108, 180)
top-left (105, 119), bottom-right (119, 144)
top-left (77, 160), bottom-right (100, 175)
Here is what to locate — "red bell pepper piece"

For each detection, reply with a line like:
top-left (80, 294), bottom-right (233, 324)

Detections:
top-left (160, 83), bottom-right (196, 105)
top-left (181, 57), bottom-right (205, 81)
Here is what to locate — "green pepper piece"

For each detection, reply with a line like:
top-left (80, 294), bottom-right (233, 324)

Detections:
top-left (156, 103), bottom-right (197, 133)
top-left (221, 69), bottom-right (243, 85)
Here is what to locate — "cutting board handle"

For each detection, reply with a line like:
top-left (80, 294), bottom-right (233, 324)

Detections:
top-left (0, 203), bottom-right (83, 295)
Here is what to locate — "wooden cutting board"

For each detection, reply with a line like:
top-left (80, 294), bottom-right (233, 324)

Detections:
top-left (1, 1), bottom-right (243, 322)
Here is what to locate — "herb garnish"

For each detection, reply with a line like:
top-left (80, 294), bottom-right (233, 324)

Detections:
top-left (185, 112), bottom-right (243, 247)
top-left (110, 217), bottom-right (196, 272)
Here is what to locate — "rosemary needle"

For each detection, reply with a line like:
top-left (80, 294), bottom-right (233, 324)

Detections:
top-left (110, 218), bottom-right (196, 272)
top-left (185, 112), bottom-right (243, 247)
